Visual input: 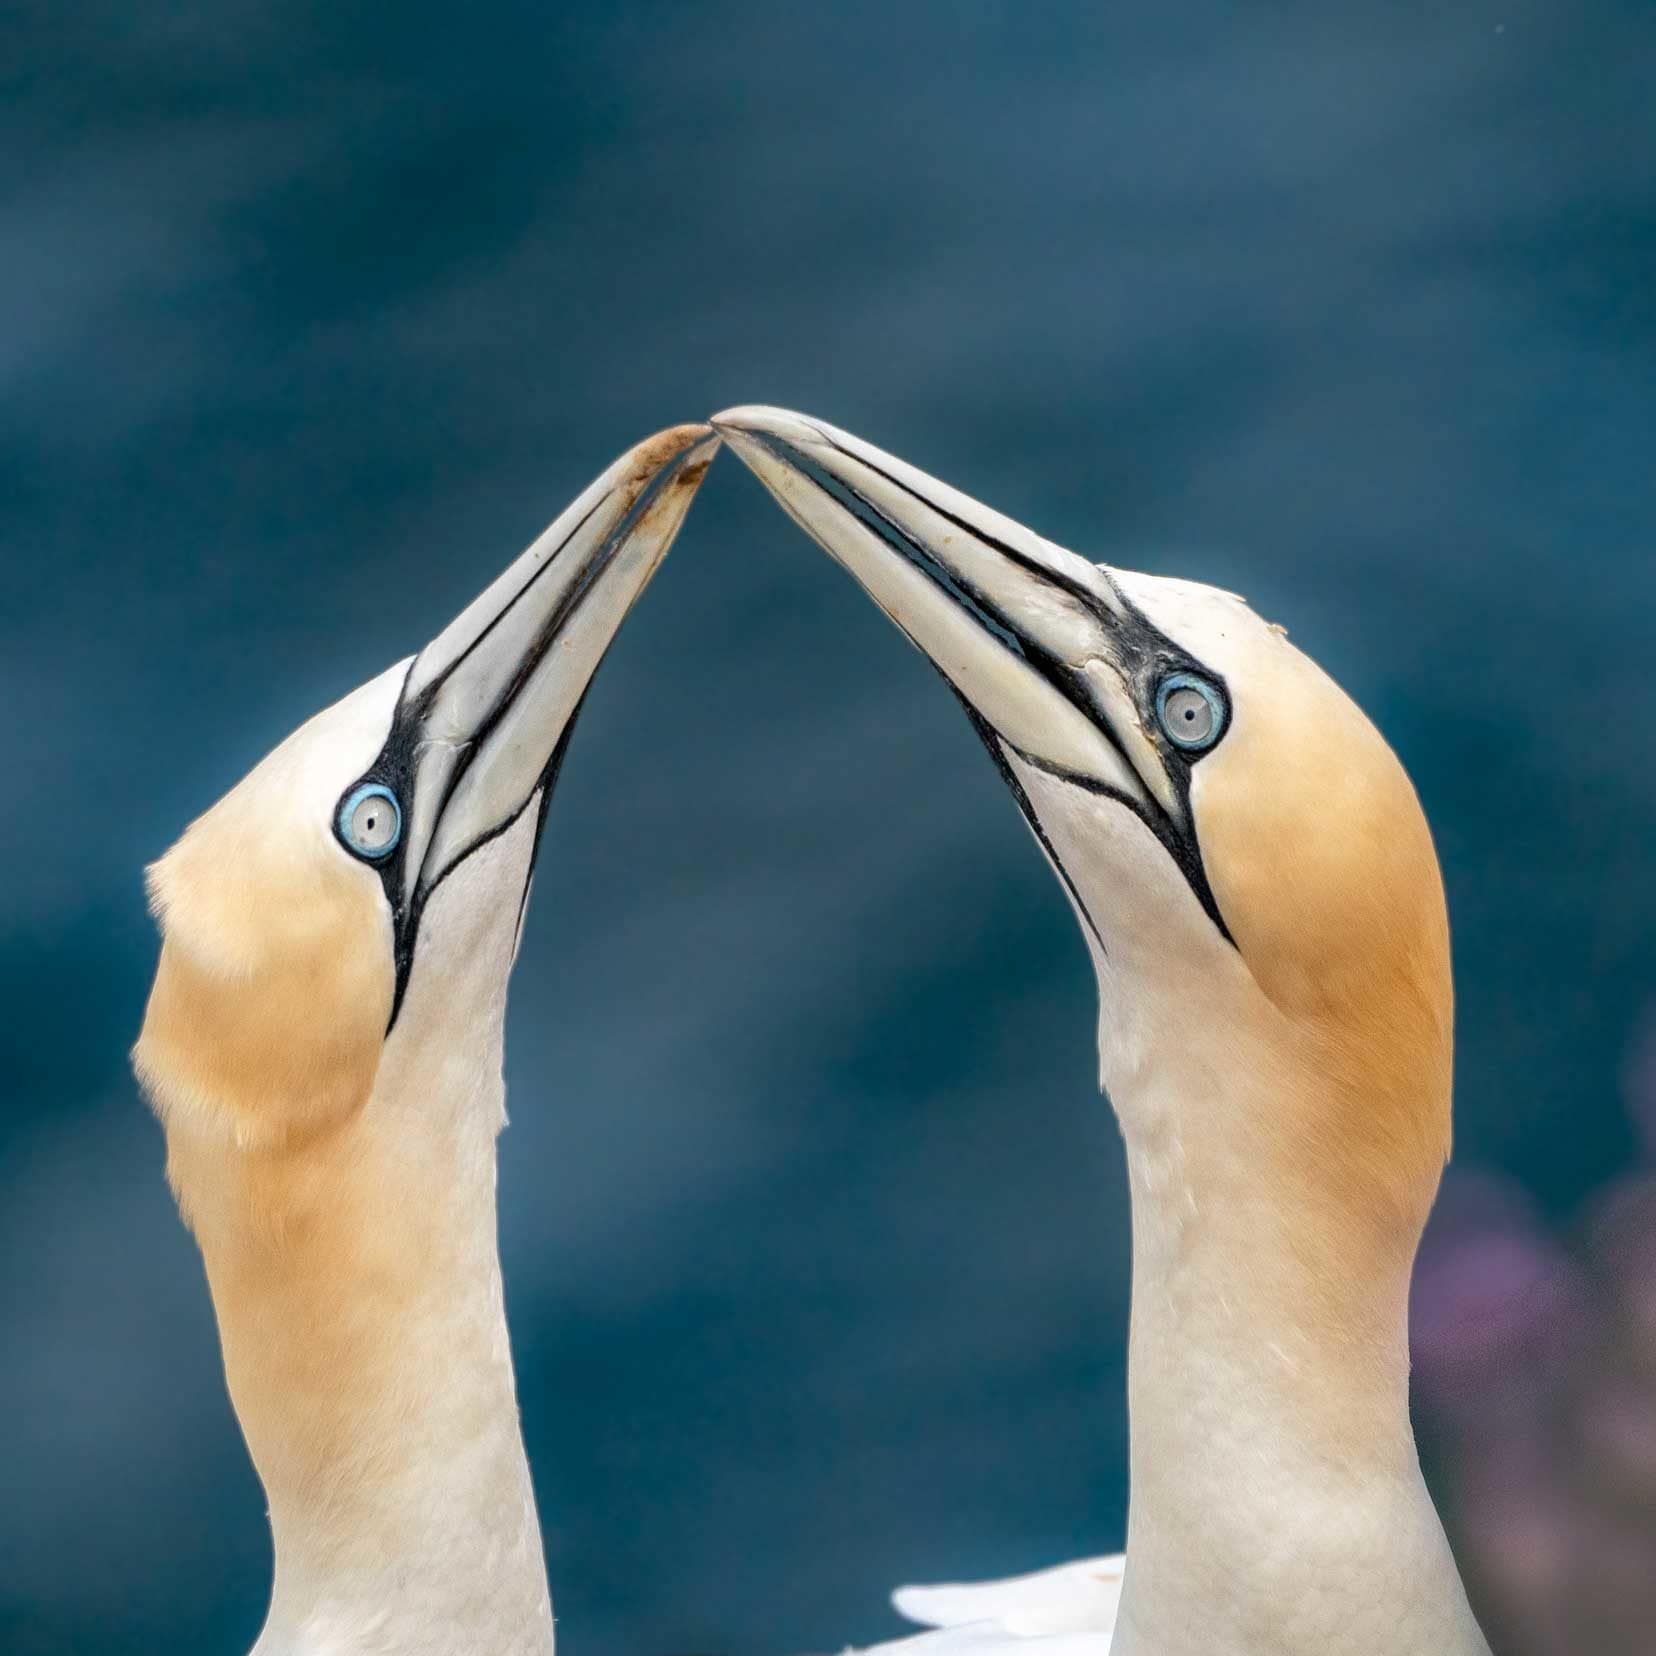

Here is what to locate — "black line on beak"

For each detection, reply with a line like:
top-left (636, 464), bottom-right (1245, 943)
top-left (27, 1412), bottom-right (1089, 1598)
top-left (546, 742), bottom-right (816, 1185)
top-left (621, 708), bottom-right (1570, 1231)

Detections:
top-left (953, 694), bottom-right (1110, 956)
top-left (509, 687), bottom-right (587, 964)
top-left (808, 424), bottom-right (1119, 622)
top-left (407, 492), bottom-right (610, 718)
top-left (737, 420), bottom-right (1235, 947)
top-left (747, 429), bottom-right (1146, 793)
top-left (359, 453), bottom-right (696, 1030)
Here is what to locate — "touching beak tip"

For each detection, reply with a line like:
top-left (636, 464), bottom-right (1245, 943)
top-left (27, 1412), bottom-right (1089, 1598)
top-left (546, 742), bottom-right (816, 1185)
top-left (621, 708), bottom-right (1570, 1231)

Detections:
top-left (632, 429), bottom-right (722, 539)
top-left (709, 404), bottom-right (772, 434)
top-left (595, 423), bottom-right (722, 557)
top-left (710, 404), bottom-right (828, 453)
top-left (633, 420), bottom-right (716, 466)
top-left (710, 408), bottom-right (834, 505)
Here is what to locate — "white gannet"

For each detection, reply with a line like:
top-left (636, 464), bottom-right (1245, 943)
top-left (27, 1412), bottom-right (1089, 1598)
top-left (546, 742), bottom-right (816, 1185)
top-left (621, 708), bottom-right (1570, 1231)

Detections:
top-left (712, 407), bottom-right (1492, 1656)
top-left (131, 425), bottom-right (718, 1656)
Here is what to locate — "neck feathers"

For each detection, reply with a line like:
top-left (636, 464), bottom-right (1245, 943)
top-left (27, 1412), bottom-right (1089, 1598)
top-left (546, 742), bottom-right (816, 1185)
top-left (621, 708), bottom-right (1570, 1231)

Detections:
top-left (155, 1070), bottom-right (551, 1655)
top-left (1110, 1000), bottom-right (1483, 1656)
top-left (136, 934), bottom-right (550, 1654)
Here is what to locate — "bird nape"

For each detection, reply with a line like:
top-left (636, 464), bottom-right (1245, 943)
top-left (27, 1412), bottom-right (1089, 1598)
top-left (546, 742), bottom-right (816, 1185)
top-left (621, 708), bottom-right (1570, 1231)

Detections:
top-left (713, 405), bottom-right (1492, 1656)
top-left (131, 424), bottom-right (718, 1656)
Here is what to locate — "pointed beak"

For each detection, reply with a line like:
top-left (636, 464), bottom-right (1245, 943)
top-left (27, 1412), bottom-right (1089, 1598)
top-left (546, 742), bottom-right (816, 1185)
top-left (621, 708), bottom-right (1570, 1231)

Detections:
top-left (710, 405), bottom-right (1176, 821)
top-left (377, 423), bottom-right (718, 1008)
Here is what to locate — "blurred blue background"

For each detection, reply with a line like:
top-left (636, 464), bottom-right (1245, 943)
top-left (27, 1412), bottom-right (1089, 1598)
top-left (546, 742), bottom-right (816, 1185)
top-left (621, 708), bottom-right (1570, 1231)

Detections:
top-left (3, 3), bottom-right (1654, 1652)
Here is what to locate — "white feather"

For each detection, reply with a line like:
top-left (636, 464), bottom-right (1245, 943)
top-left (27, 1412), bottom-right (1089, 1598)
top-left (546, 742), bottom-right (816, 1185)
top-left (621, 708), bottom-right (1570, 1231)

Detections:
top-left (892, 1556), bottom-right (1123, 1635)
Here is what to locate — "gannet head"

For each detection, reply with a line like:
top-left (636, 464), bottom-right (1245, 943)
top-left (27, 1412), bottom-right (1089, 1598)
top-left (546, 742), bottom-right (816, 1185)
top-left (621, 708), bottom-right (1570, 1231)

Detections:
top-left (134, 425), bottom-right (718, 1154)
top-left (714, 406), bottom-right (1451, 1245)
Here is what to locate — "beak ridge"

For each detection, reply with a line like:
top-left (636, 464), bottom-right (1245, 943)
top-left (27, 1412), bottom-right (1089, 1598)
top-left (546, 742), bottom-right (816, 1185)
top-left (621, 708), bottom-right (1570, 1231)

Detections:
top-left (714, 408), bottom-right (1068, 581)
top-left (374, 424), bottom-right (718, 1013)
top-left (711, 405), bottom-right (1153, 798)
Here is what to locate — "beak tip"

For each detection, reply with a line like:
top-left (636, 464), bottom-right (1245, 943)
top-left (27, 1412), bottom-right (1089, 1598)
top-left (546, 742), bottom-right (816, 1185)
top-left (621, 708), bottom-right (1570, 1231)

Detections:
top-left (631, 421), bottom-right (717, 473)
top-left (709, 404), bottom-right (760, 434)
top-left (709, 405), bottom-right (825, 450)
top-left (610, 423), bottom-right (722, 516)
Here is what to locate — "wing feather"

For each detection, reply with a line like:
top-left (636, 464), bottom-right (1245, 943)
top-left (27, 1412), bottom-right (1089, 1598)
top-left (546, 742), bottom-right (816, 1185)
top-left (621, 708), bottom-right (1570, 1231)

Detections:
top-left (836, 1555), bottom-right (1124, 1653)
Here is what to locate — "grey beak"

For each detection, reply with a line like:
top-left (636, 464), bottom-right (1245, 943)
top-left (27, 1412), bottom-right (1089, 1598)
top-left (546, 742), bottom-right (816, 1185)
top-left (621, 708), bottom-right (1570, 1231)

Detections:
top-left (361, 423), bottom-right (719, 1016)
top-left (710, 405), bottom-right (1173, 817)
top-left (710, 405), bottom-right (1237, 946)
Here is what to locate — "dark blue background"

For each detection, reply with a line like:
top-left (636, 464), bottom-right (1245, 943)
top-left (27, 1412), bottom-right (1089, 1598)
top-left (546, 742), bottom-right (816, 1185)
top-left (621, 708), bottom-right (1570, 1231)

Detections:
top-left (3, 4), bottom-right (1653, 1650)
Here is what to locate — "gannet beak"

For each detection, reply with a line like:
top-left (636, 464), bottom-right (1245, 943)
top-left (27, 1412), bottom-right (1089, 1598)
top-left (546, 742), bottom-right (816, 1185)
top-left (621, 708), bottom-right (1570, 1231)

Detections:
top-left (710, 405), bottom-right (1174, 803)
top-left (710, 405), bottom-right (1235, 941)
top-left (371, 423), bottom-right (719, 1012)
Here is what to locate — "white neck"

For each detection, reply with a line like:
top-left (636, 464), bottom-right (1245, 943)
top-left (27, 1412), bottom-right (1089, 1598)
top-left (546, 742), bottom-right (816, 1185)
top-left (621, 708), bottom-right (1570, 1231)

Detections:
top-left (174, 993), bottom-right (553, 1655)
top-left (1105, 1049), bottom-right (1489, 1656)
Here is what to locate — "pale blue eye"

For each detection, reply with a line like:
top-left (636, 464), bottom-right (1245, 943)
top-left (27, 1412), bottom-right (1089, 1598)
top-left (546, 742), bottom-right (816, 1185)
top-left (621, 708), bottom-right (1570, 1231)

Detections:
top-left (338, 783), bottom-right (402, 860)
top-left (1156, 672), bottom-right (1226, 752)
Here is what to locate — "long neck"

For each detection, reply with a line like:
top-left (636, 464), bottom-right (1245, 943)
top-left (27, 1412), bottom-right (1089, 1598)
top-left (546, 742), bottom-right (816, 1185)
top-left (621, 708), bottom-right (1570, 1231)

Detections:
top-left (170, 1044), bottom-right (553, 1656)
top-left (1106, 1049), bottom-right (1489, 1656)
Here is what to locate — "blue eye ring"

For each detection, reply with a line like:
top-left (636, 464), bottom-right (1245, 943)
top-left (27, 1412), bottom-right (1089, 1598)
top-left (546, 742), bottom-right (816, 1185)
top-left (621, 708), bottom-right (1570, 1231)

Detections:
top-left (337, 782), bottom-right (403, 861)
top-left (1155, 672), bottom-right (1226, 753)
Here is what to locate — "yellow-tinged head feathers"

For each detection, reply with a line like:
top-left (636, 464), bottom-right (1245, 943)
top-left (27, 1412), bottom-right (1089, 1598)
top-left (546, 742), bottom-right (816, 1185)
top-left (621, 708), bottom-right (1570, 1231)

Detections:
top-left (1202, 644), bottom-right (1448, 1097)
top-left (133, 666), bottom-right (402, 1151)
top-left (1113, 573), bottom-right (1454, 1217)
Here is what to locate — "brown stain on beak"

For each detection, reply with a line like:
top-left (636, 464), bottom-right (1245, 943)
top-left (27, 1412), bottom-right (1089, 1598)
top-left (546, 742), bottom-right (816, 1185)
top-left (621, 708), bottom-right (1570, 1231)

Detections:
top-left (627, 422), bottom-right (715, 484)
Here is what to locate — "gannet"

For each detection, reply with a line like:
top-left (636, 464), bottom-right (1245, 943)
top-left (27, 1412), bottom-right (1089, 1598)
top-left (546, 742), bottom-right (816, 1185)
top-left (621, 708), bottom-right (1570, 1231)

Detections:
top-left (131, 425), bottom-right (718, 1656)
top-left (712, 407), bottom-right (1492, 1656)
